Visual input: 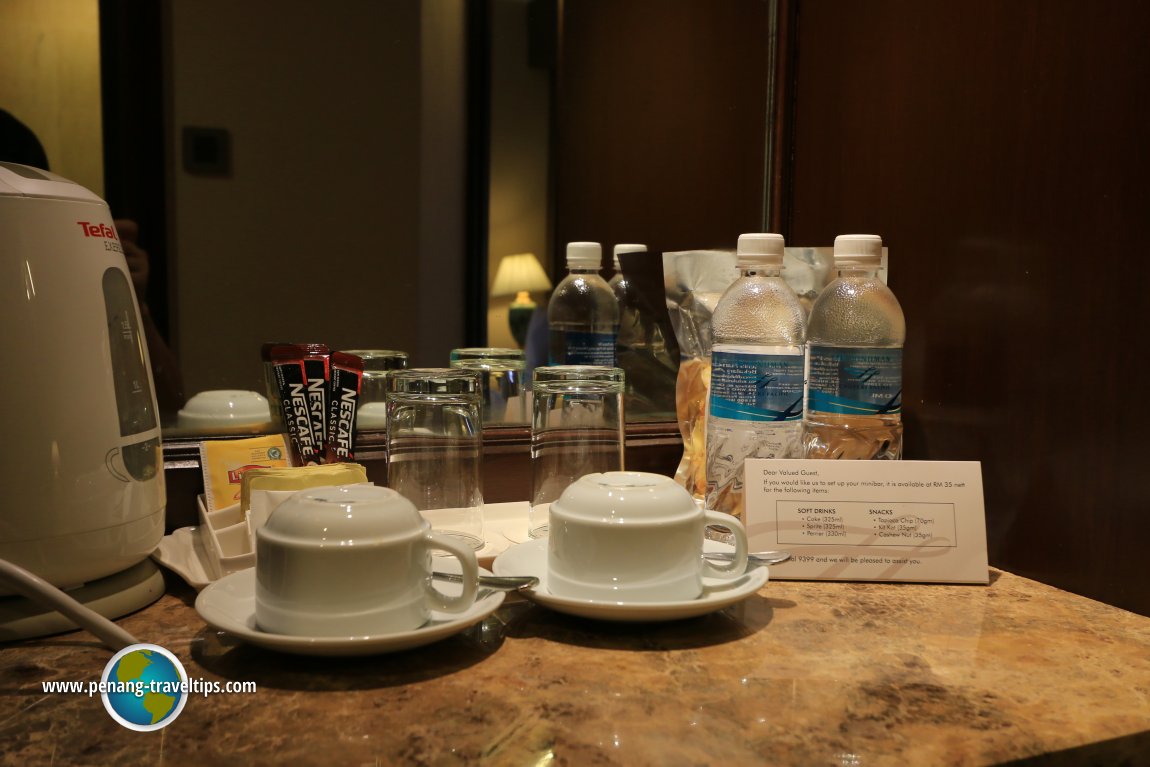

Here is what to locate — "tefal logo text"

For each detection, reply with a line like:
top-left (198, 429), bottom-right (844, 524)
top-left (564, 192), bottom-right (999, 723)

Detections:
top-left (77, 222), bottom-right (119, 240)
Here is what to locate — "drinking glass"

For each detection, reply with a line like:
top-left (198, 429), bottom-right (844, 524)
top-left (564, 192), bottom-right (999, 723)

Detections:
top-left (529, 365), bottom-right (625, 538)
top-left (449, 347), bottom-right (527, 425)
top-left (386, 368), bottom-right (485, 550)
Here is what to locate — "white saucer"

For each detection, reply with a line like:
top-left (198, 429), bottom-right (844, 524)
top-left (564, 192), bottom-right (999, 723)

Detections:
top-left (492, 538), bottom-right (768, 622)
top-left (194, 562), bottom-right (505, 656)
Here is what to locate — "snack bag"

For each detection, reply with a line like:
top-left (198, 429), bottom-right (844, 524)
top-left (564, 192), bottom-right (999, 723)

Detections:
top-left (663, 246), bottom-right (835, 507)
top-left (662, 250), bottom-right (738, 500)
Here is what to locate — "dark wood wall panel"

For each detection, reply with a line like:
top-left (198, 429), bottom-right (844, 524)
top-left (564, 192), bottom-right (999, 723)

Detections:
top-left (784, 1), bottom-right (1150, 614)
top-left (554, 0), bottom-right (772, 261)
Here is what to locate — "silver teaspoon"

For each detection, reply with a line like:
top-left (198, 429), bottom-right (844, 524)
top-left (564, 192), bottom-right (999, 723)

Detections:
top-left (433, 571), bottom-right (539, 591)
top-left (704, 550), bottom-right (791, 567)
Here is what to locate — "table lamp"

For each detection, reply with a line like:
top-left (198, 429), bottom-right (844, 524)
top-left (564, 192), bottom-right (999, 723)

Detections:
top-left (491, 252), bottom-right (552, 347)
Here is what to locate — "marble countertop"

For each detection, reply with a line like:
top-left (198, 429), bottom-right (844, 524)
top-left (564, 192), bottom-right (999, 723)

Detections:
top-left (3, 567), bottom-right (1149, 766)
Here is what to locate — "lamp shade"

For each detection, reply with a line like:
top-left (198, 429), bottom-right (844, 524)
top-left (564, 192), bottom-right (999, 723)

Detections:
top-left (491, 253), bottom-right (552, 298)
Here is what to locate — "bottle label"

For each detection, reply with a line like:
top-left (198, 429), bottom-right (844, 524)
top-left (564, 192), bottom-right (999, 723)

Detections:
top-left (807, 346), bottom-right (902, 415)
top-left (709, 350), bottom-right (804, 422)
top-left (563, 331), bottom-right (617, 366)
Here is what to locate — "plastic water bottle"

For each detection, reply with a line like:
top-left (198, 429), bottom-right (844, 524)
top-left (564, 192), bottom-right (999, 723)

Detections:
top-left (705, 233), bottom-right (806, 518)
top-left (803, 234), bottom-right (905, 459)
top-left (548, 242), bottom-right (619, 366)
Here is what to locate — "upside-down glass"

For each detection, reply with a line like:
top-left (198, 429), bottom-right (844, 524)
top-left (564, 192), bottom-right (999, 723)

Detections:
top-left (341, 349), bottom-right (409, 431)
top-left (449, 347), bottom-right (527, 425)
top-left (386, 369), bottom-right (484, 550)
top-left (529, 366), bottom-right (625, 538)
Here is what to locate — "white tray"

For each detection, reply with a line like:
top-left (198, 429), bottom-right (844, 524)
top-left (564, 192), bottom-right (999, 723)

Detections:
top-left (153, 500), bottom-right (531, 590)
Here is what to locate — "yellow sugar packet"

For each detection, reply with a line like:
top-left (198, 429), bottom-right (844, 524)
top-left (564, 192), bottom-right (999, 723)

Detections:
top-left (199, 434), bottom-right (293, 512)
top-left (239, 463), bottom-right (369, 516)
top-left (241, 464), bottom-right (371, 536)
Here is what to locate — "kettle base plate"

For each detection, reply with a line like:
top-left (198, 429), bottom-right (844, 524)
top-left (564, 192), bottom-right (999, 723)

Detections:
top-left (0, 559), bottom-right (164, 642)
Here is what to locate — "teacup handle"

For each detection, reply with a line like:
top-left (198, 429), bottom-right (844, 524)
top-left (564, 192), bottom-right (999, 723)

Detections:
top-left (701, 510), bottom-right (749, 579)
top-left (422, 532), bottom-right (479, 614)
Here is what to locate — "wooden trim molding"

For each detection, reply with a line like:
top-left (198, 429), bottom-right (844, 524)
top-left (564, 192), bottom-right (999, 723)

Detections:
top-left (162, 421), bottom-right (684, 531)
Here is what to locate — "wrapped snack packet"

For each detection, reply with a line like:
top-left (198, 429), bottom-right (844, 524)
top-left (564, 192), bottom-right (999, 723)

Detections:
top-left (783, 247), bottom-right (835, 316)
top-left (663, 246), bottom-right (835, 507)
top-left (270, 344), bottom-right (321, 464)
top-left (325, 352), bottom-right (364, 463)
top-left (663, 250), bottom-right (739, 501)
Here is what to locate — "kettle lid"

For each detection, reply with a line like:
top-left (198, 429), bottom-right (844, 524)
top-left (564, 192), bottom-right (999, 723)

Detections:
top-left (0, 161), bottom-right (104, 203)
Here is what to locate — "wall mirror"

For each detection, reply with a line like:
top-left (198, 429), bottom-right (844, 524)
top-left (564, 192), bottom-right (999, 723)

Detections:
top-left (4, 0), bottom-right (779, 438)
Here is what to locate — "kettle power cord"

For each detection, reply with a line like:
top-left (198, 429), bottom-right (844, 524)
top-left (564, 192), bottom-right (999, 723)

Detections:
top-left (0, 557), bottom-right (139, 651)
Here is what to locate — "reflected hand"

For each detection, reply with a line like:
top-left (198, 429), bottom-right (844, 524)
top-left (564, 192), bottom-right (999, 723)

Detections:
top-left (115, 218), bottom-right (149, 299)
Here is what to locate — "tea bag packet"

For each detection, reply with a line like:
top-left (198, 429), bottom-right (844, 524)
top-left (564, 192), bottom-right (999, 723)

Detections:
top-left (199, 434), bottom-right (293, 512)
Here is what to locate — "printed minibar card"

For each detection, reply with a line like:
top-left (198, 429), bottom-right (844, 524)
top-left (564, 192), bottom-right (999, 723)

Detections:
top-left (743, 459), bottom-right (988, 584)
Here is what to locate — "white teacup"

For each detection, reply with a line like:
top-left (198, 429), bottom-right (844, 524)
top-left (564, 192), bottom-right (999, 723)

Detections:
top-left (255, 484), bottom-right (479, 636)
top-left (547, 471), bottom-right (749, 602)
top-left (177, 389), bottom-right (273, 430)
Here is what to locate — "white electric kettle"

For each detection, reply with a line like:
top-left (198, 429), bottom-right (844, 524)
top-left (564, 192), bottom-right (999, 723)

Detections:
top-left (0, 162), bottom-right (165, 637)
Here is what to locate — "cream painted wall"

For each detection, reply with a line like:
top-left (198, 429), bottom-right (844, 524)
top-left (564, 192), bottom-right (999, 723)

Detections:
top-left (167, 0), bottom-right (467, 395)
top-left (0, 0), bottom-right (104, 194)
top-left (418, 0), bottom-right (468, 363)
top-left (486, 0), bottom-right (552, 351)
